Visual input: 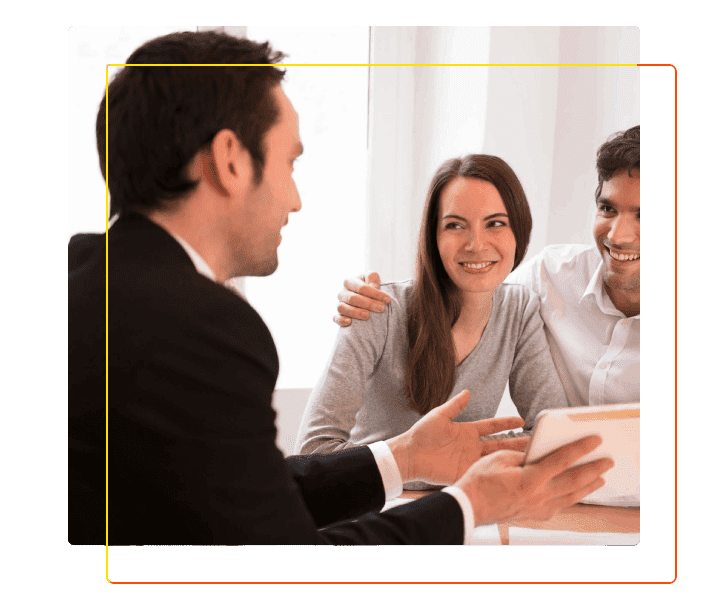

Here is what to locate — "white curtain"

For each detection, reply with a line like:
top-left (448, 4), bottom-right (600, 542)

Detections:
top-left (366, 26), bottom-right (640, 281)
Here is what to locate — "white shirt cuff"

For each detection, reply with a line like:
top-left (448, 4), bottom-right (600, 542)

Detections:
top-left (369, 441), bottom-right (403, 501)
top-left (441, 486), bottom-right (475, 545)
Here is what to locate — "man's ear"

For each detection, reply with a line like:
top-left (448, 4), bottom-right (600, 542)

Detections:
top-left (201, 129), bottom-right (253, 196)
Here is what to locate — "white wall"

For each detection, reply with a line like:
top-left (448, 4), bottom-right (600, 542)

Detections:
top-left (272, 388), bottom-right (312, 456)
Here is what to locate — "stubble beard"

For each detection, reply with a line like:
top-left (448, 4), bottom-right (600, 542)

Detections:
top-left (602, 264), bottom-right (640, 294)
top-left (229, 243), bottom-right (279, 279)
top-left (251, 254), bottom-right (279, 277)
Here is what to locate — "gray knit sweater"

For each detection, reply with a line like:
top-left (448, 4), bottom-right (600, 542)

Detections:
top-left (296, 280), bottom-right (569, 471)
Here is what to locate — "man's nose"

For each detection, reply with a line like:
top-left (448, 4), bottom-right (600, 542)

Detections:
top-left (291, 187), bottom-right (302, 213)
top-left (607, 214), bottom-right (638, 245)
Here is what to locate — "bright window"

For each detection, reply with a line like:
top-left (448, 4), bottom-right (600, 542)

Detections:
top-left (243, 27), bottom-right (369, 389)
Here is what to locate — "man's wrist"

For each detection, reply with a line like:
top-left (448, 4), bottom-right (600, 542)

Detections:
top-left (368, 441), bottom-right (403, 500)
top-left (442, 486), bottom-right (475, 544)
top-left (385, 434), bottom-right (411, 483)
top-left (456, 480), bottom-right (485, 526)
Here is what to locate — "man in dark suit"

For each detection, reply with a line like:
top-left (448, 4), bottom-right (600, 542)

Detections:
top-left (68, 31), bottom-right (612, 545)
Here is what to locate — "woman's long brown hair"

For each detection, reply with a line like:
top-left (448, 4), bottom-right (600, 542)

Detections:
top-left (405, 155), bottom-right (532, 415)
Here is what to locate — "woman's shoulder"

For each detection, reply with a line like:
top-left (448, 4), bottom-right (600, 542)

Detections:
top-left (493, 282), bottom-right (542, 324)
top-left (343, 280), bottom-right (412, 339)
top-left (379, 279), bottom-right (415, 312)
top-left (379, 278), bottom-right (414, 297)
top-left (495, 282), bottom-right (539, 307)
top-left (483, 285), bottom-right (544, 350)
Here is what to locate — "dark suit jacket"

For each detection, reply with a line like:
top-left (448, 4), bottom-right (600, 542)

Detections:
top-left (68, 214), bottom-right (463, 544)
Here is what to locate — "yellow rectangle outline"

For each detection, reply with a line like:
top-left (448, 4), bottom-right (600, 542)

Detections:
top-left (103, 61), bottom-right (643, 582)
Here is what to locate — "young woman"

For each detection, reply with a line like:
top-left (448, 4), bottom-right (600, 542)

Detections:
top-left (295, 155), bottom-right (568, 476)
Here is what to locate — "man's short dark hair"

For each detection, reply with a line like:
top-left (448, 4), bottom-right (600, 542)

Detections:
top-left (595, 125), bottom-right (640, 200)
top-left (96, 31), bottom-right (286, 217)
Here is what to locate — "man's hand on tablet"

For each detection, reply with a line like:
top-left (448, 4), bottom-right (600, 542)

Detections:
top-left (457, 435), bottom-right (613, 526)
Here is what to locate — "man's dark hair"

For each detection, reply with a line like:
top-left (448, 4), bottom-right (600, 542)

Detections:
top-left (595, 125), bottom-right (640, 201)
top-left (96, 31), bottom-right (286, 217)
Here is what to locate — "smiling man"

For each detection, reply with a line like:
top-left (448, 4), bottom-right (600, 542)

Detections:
top-left (335, 126), bottom-right (640, 407)
top-left (501, 126), bottom-right (640, 406)
top-left (594, 147), bottom-right (641, 318)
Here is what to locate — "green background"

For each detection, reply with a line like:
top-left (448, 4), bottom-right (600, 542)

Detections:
top-left (8, 2), bottom-right (688, 606)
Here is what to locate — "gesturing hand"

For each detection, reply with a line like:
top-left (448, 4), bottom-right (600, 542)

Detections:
top-left (386, 390), bottom-right (529, 485)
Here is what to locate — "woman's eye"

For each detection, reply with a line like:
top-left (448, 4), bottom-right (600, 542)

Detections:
top-left (445, 222), bottom-right (461, 230)
top-left (488, 221), bottom-right (506, 228)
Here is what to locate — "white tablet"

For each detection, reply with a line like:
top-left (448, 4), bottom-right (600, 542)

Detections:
top-left (523, 404), bottom-right (639, 507)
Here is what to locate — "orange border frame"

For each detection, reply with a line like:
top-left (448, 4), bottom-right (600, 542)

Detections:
top-left (102, 62), bottom-right (677, 585)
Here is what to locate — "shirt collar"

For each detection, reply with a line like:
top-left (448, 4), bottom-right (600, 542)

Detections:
top-left (169, 232), bottom-right (219, 283)
top-left (580, 259), bottom-right (640, 320)
top-left (168, 230), bottom-right (246, 299)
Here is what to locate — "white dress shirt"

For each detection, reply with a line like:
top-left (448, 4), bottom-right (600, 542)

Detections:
top-left (506, 244), bottom-right (639, 406)
top-left (169, 230), bottom-right (475, 543)
top-left (369, 441), bottom-right (474, 544)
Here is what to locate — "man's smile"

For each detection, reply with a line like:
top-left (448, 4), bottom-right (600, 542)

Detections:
top-left (605, 245), bottom-right (640, 263)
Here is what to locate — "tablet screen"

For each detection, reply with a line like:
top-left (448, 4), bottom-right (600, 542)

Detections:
top-left (524, 404), bottom-right (639, 507)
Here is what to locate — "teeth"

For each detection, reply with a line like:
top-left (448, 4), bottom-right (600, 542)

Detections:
top-left (608, 249), bottom-right (640, 262)
top-left (461, 261), bottom-right (494, 269)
